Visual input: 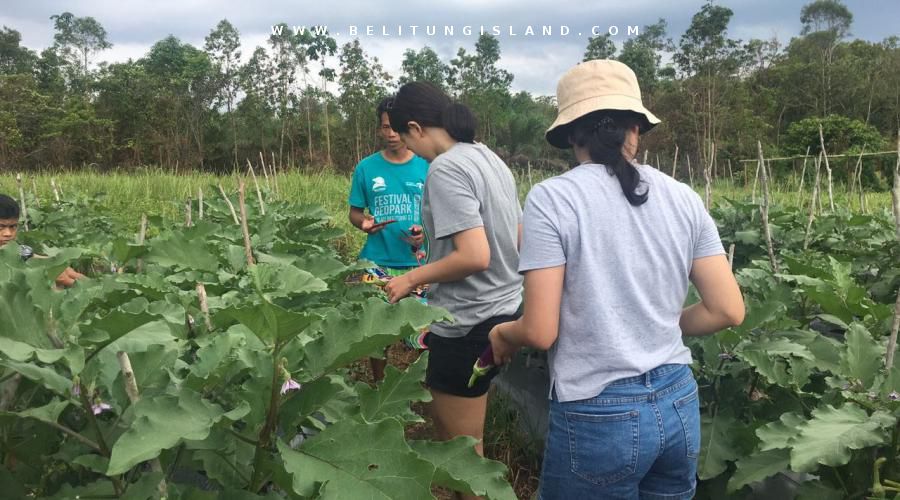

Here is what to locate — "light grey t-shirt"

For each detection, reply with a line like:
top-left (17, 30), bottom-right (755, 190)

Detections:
top-left (422, 142), bottom-right (523, 338)
top-left (519, 163), bottom-right (725, 402)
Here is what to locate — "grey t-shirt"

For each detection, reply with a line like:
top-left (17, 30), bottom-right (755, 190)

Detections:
top-left (422, 142), bottom-right (523, 338)
top-left (519, 163), bottom-right (725, 402)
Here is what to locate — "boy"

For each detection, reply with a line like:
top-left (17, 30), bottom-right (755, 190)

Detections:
top-left (348, 97), bottom-right (428, 381)
top-left (0, 193), bottom-right (84, 287)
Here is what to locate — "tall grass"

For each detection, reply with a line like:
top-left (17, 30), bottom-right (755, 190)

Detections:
top-left (1, 166), bottom-right (895, 259)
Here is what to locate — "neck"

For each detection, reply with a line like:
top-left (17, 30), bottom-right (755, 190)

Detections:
top-left (429, 128), bottom-right (458, 157)
top-left (382, 147), bottom-right (412, 163)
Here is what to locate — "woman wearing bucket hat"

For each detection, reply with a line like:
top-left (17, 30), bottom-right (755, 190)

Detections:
top-left (488, 60), bottom-right (745, 498)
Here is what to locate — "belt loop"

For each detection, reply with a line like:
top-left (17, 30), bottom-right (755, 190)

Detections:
top-left (644, 371), bottom-right (651, 388)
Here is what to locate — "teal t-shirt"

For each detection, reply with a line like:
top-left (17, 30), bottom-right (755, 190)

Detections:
top-left (349, 151), bottom-right (429, 267)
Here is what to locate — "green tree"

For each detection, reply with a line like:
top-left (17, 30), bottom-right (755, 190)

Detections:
top-left (583, 33), bottom-right (616, 61)
top-left (205, 19), bottom-right (242, 168)
top-left (0, 27), bottom-right (37, 75)
top-left (400, 46), bottom-right (449, 88)
top-left (49, 12), bottom-right (112, 91)
top-left (617, 19), bottom-right (672, 102)
top-left (307, 32), bottom-right (338, 166)
top-left (449, 34), bottom-right (513, 144)
top-left (338, 39), bottom-right (390, 164)
top-left (800, 0), bottom-right (854, 116)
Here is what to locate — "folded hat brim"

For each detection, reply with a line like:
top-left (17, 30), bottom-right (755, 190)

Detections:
top-left (545, 94), bottom-right (661, 149)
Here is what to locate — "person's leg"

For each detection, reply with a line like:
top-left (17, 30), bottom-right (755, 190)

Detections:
top-left (639, 365), bottom-right (699, 500)
top-left (430, 388), bottom-right (489, 456)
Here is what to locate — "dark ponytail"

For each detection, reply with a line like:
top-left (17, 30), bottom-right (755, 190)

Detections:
top-left (388, 82), bottom-right (477, 143)
top-left (568, 110), bottom-right (648, 206)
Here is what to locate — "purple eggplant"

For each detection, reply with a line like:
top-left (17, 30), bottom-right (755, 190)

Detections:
top-left (468, 344), bottom-right (495, 388)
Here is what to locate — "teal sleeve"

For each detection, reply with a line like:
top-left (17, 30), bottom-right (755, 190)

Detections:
top-left (348, 163), bottom-right (367, 209)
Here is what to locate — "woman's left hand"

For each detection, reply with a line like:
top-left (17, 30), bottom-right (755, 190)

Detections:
top-left (384, 274), bottom-right (415, 303)
top-left (489, 322), bottom-right (520, 366)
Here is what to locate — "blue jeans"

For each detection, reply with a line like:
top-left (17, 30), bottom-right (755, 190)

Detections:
top-left (539, 364), bottom-right (700, 500)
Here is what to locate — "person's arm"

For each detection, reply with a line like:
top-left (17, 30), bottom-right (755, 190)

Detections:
top-left (348, 206), bottom-right (382, 234)
top-left (489, 265), bottom-right (565, 364)
top-left (680, 255), bottom-right (745, 336)
top-left (385, 226), bottom-right (488, 302)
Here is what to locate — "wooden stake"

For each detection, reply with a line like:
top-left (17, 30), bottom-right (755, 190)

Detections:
top-left (727, 243), bottom-right (735, 270)
top-left (136, 214), bottom-right (147, 273)
top-left (117, 351), bottom-right (168, 496)
top-left (185, 197), bottom-right (193, 228)
top-left (259, 151), bottom-right (272, 192)
top-left (51, 178), bottom-right (60, 202)
top-left (854, 147), bottom-right (867, 213)
top-left (670, 145), bottom-right (679, 179)
top-left (655, 153), bottom-right (661, 170)
top-left (196, 283), bottom-right (212, 331)
top-left (31, 178), bottom-right (40, 206)
top-left (803, 152), bottom-right (823, 250)
top-left (751, 157), bottom-right (760, 204)
top-left (885, 131), bottom-right (900, 370)
top-left (704, 143), bottom-right (714, 210)
top-left (643, 149), bottom-right (649, 165)
top-left (797, 146), bottom-right (811, 208)
top-left (218, 183), bottom-right (240, 225)
top-left (246, 159), bottom-right (266, 216)
top-left (16, 174), bottom-right (28, 231)
top-left (727, 158), bottom-right (734, 185)
top-left (238, 180), bottom-right (255, 267)
top-left (818, 124), bottom-right (835, 212)
top-left (198, 188), bottom-right (204, 220)
top-left (758, 141), bottom-right (779, 275)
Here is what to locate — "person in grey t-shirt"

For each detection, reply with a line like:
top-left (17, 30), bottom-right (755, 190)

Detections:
top-left (384, 82), bottom-right (523, 468)
top-left (487, 60), bottom-right (745, 499)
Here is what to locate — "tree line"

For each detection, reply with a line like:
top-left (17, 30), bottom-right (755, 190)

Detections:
top-left (0, 0), bottom-right (897, 187)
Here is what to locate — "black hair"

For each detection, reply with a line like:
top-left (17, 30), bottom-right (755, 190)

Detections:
top-left (0, 194), bottom-right (20, 219)
top-left (388, 82), bottom-right (477, 143)
top-left (376, 96), bottom-right (394, 124)
top-left (567, 110), bottom-right (649, 206)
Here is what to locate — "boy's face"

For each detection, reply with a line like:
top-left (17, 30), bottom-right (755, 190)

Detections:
top-left (0, 218), bottom-right (18, 247)
top-left (379, 112), bottom-right (405, 153)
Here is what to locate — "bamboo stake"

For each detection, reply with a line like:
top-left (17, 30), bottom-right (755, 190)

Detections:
top-left (218, 183), bottom-right (240, 225)
top-left (31, 178), bottom-right (39, 206)
top-left (198, 188), bottom-right (204, 220)
top-left (196, 283), bottom-right (212, 331)
top-left (238, 180), bottom-right (255, 267)
top-left (803, 152), bottom-right (823, 250)
top-left (797, 146), bottom-right (811, 209)
top-left (758, 141), bottom-right (779, 275)
top-left (185, 197), bottom-right (193, 228)
top-left (117, 351), bottom-right (168, 496)
top-left (704, 143), bottom-right (714, 210)
top-left (247, 159), bottom-right (266, 216)
top-left (670, 145), bottom-right (679, 178)
top-left (50, 178), bottom-right (60, 202)
top-left (727, 158), bottom-right (734, 185)
top-left (727, 243), bottom-right (736, 270)
top-left (751, 157), bottom-right (760, 204)
top-left (818, 124), bottom-right (835, 212)
top-left (16, 174), bottom-right (28, 231)
top-left (259, 151), bottom-right (272, 193)
top-left (885, 131), bottom-right (900, 371)
top-left (854, 147), bottom-right (867, 213)
top-left (136, 214), bottom-right (147, 273)
top-left (656, 153), bottom-right (661, 170)
top-left (643, 149), bottom-right (649, 165)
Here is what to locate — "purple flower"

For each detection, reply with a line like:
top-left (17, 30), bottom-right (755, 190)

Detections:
top-left (889, 391), bottom-right (900, 401)
top-left (92, 402), bottom-right (112, 415)
top-left (280, 379), bottom-right (301, 395)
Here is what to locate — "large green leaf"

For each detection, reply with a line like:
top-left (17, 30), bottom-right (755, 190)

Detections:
top-left (839, 323), bottom-right (881, 389)
top-left (726, 449), bottom-right (791, 492)
top-left (789, 403), bottom-right (895, 472)
top-left (358, 352), bottom-right (431, 423)
top-left (220, 300), bottom-right (316, 345)
top-left (698, 410), bottom-right (743, 480)
top-left (2, 399), bottom-right (70, 425)
top-left (146, 233), bottom-right (218, 272)
top-left (107, 390), bottom-right (245, 475)
top-left (409, 438), bottom-right (516, 500)
top-left (278, 419), bottom-right (434, 499)
top-left (0, 360), bottom-right (72, 395)
top-left (303, 297), bottom-right (450, 379)
top-left (0, 271), bottom-right (52, 348)
top-left (757, 412), bottom-right (805, 451)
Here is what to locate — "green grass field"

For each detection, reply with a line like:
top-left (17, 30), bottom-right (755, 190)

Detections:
top-left (1, 167), bottom-right (894, 260)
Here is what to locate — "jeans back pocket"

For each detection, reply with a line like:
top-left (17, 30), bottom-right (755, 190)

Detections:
top-left (564, 410), bottom-right (639, 486)
top-left (673, 389), bottom-right (700, 459)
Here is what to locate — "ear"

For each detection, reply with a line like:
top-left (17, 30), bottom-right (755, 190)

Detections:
top-left (407, 121), bottom-right (424, 137)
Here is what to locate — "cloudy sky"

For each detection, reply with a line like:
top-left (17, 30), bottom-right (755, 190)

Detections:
top-left (2, 0), bottom-right (898, 95)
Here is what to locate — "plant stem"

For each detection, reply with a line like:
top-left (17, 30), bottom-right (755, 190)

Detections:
top-left (249, 342), bottom-right (283, 491)
top-left (44, 420), bottom-right (102, 452)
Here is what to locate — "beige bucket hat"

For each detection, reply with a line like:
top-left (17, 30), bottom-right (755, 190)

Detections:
top-left (545, 59), bottom-right (661, 149)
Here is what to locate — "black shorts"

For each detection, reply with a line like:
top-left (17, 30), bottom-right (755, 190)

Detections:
top-left (425, 314), bottom-right (519, 398)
